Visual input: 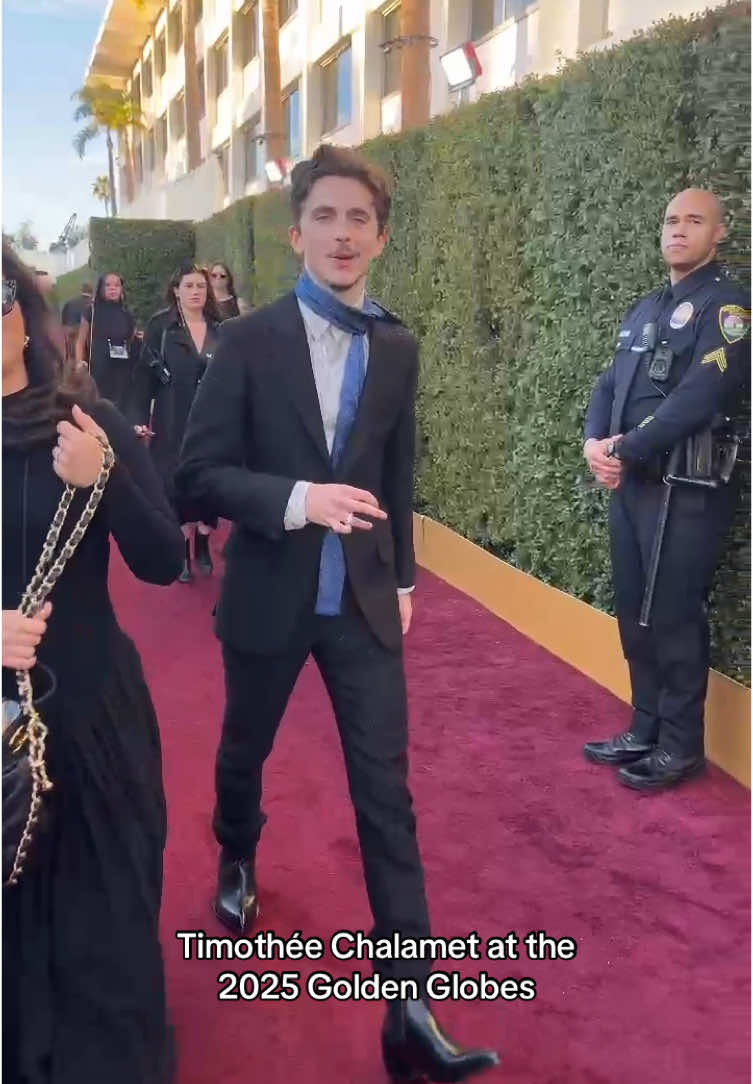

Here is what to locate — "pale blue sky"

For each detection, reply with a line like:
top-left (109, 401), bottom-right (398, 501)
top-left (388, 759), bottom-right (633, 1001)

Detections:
top-left (3, 0), bottom-right (111, 249)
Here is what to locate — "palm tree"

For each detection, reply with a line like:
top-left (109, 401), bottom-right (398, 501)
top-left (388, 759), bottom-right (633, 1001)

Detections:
top-left (261, 0), bottom-right (284, 165)
top-left (92, 175), bottom-right (112, 217)
top-left (72, 84), bottom-right (143, 217)
top-left (400, 0), bottom-right (431, 130)
top-left (183, 0), bottom-right (202, 172)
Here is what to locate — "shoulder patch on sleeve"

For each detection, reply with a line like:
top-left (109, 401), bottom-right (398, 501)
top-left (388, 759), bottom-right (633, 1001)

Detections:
top-left (701, 346), bottom-right (727, 373)
top-left (719, 304), bottom-right (750, 344)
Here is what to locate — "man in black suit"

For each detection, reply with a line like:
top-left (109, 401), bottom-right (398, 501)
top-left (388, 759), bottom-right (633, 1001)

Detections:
top-left (178, 144), bottom-right (498, 1082)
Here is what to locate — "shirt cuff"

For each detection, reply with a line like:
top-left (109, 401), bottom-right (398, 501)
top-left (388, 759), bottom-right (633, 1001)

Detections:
top-left (283, 480), bottom-right (311, 531)
top-left (397, 586), bottom-right (415, 595)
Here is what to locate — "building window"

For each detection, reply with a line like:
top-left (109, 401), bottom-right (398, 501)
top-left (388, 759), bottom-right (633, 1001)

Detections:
top-left (321, 43), bottom-right (352, 134)
top-left (279, 0), bottom-right (297, 25)
top-left (382, 4), bottom-right (400, 97)
top-left (471, 0), bottom-right (527, 39)
top-left (197, 60), bottom-right (206, 118)
top-left (156, 113), bottom-right (168, 171)
top-left (155, 32), bottom-right (166, 77)
top-left (238, 2), bottom-right (259, 68)
top-left (169, 3), bottom-right (184, 54)
top-left (215, 35), bottom-right (229, 96)
top-left (217, 141), bottom-right (231, 197)
top-left (142, 56), bottom-right (153, 97)
top-left (243, 115), bottom-right (262, 183)
top-left (132, 73), bottom-right (142, 112)
top-left (283, 84), bottom-right (301, 159)
top-left (144, 128), bottom-right (155, 173)
top-left (170, 91), bottom-right (186, 140)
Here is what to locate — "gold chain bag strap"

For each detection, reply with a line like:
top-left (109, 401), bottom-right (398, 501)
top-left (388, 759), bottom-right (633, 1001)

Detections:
top-left (3, 433), bottom-right (115, 887)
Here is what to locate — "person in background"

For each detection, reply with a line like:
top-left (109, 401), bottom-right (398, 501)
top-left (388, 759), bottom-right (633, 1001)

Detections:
top-left (582, 188), bottom-right (749, 790)
top-left (134, 263), bottom-right (222, 583)
top-left (61, 281), bottom-right (93, 361)
top-left (209, 262), bottom-right (246, 321)
top-left (2, 241), bottom-right (184, 1083)
top-left (75, 272), bottom-right (136, 412)
top-left (30, 269), bottom-right (67, 358)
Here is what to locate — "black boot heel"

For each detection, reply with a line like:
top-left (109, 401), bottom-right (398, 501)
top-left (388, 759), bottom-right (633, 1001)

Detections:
top-left (381, 998), bottom-right (498, 1084)
top-left (178, 538), bottom-right (193, 583)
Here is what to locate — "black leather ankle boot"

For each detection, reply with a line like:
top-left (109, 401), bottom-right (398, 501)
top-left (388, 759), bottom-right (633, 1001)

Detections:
top-left (381, 997), bottom-right (499, 1082)
top-left (213, 850), bottom-right (259, 934)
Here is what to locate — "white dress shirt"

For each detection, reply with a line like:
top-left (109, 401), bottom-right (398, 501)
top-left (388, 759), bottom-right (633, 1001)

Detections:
top-left (284, 297), bottom-right (414, 595)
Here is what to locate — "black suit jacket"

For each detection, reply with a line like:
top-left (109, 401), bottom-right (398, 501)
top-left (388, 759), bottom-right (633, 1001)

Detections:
top-left (177, 291), bottom-right (418, 654)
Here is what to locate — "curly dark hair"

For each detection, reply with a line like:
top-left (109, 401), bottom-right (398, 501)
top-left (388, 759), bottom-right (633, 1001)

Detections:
top-left (290, 143), bottom-right (392, 235)
top-left (2, 241), bottom-right (96, 449)
top-left (165, 261), bottom-right (222, 323)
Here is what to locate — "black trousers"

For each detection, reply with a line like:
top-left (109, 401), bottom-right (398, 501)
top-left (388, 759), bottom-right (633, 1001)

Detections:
top-left (214, 597), bottom-right (431, 983)
top-left (609, 474), bottom-right (734, 756)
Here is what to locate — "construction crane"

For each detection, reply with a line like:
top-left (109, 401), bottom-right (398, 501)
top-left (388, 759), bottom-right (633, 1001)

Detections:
top-left (49, 214), bottom-right (78, 253)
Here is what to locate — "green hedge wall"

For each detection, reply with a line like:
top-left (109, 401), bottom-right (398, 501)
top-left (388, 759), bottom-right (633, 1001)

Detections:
top-left (88, 217), bottom-right (195, 325)
top-left (251, 190), bottom-right (299, 305)
top-left (52, 265), bottom-right (95, 310)
top-left (362, 7), bottom-right (750, 683)
top-left (194, 196), bottom-right (255, 304)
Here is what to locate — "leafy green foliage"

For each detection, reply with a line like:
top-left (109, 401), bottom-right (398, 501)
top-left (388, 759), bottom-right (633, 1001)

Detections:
top-left (195, 197), bottom-right (255, 304)
top-left (88, 217), bottom-right (195, 325)
top-left (250, 190), bottom-right (299, 305)
top-left (52, 266), bottom-right (94, 310)
top-left (364, 8), bottom-right (750, 682)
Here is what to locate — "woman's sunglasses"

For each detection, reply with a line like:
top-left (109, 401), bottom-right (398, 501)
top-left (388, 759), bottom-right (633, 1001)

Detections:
top-left (2, 278), bottom-right (17, 317)
top-left (210, 271), bottom-right (228, 280)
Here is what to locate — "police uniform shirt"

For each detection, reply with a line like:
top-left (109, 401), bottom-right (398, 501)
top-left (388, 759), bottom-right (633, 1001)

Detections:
top-left (584, 261), bottom-right (750, 463)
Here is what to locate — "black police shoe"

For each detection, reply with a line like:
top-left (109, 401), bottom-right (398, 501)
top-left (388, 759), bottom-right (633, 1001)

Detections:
top-left (583, 730), bottom-right (655, 765)
top-left (382, 997), bottom-right (499, 1082)
top-left (213, 851), bottom-right (260, 933)
top-left (618, 748), bottom-right (705, 791)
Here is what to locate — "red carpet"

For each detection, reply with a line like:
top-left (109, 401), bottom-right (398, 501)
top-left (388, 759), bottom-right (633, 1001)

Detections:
top-left (110, 530), bottom-right (750, 1084)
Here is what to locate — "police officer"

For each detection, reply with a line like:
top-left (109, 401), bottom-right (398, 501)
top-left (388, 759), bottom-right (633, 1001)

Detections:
top-left (582, 188), bottom-right (749, 791)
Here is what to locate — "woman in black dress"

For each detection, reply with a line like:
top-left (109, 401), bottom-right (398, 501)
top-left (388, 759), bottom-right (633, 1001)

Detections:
top-left (134, 263), bottom-right (221, 583)
top-left (208, 261), bottom-right (242, 321)
top-left (75, 272), bottom-right (136, 411)
top-left (2, 244), bottom-right (184, 1083)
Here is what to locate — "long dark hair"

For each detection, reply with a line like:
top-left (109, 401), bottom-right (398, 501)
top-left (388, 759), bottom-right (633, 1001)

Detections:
top-left (210, 261), bottom-right (238, 299)
top-left (165, 262), bottom-right (221, 324)
top-left (2, 242), bottom-right (95, 449)
top-left (94, 272), bottom-right (128, 307)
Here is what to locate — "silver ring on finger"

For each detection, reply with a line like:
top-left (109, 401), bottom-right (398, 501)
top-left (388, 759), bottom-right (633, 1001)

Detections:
top-left (345, 512), bottom-right (354, 528)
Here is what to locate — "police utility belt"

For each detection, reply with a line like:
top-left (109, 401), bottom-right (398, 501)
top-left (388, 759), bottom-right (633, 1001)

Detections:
top-left (631, 319), bottom-right (742, 488)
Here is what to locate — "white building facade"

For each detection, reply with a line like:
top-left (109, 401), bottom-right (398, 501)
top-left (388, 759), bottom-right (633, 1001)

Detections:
top-left (84, 0), bottom-right (721, 223)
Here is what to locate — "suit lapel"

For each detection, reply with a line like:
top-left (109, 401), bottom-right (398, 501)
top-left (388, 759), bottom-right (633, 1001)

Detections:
top-left (275, 293), bottom-right (330, 466)
top-left (338, 319), bottom-right (394, 474)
